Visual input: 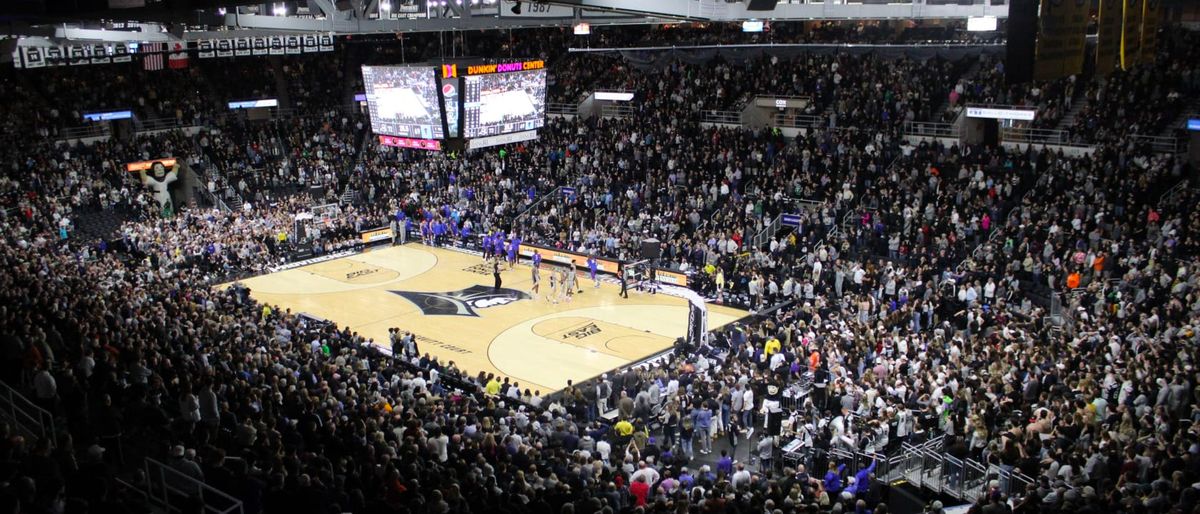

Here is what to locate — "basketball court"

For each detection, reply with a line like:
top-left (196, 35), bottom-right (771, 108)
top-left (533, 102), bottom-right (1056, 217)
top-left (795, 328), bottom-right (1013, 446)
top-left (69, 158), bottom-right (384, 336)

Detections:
top-left (228, 244), bottom-right (747, 394)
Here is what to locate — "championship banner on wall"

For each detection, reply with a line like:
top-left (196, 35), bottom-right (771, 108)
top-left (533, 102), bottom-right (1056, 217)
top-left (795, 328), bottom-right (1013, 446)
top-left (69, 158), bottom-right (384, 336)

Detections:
top-left (1096, 0), bottom-right (1122, 75)
top-left (195, 35), bottom-right (333, 59)
top-left (14, 33), bottom-right (334, 69)
top-left (1033, 0), bottom-right (1087, 81)
top-left (1121, 0), bottom-right (1143, 69)
top-left (1141, 0), bottom-right (1161, 62)
top-left (15, 42), bottom-right (134, 69)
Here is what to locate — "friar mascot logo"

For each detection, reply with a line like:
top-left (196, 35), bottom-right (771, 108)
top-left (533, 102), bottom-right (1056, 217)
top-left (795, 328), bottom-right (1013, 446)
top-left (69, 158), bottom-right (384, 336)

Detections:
top-left (391, 285), bottom-right (531, 317)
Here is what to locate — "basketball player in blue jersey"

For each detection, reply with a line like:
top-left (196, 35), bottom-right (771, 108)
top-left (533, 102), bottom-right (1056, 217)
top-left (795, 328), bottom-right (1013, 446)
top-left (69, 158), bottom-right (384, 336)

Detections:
top-left (587, 255), bottom-right (599, 288)
top-left (506, 236), bottom-right (518, 270)
top-left (532, 248), bottom-right (542, 270)
top-left (482, 233), bottom-right (493, 261)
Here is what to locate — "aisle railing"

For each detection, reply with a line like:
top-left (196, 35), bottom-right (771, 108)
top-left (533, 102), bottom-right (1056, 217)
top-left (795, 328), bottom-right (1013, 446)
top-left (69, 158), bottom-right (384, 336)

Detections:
top-left (903, 120), bottom-right (958, 138)
top-left (0, 380), bottom-right (57, 448)
top-left (547, 102), bottom-right (580, 116)
top-left (142, 458), bottom-right (244, 514)
top-left (702, 110), bottom-right (741, 124)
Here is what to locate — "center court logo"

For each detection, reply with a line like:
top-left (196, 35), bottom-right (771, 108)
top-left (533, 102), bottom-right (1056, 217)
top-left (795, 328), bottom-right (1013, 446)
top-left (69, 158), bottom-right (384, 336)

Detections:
top-left (391, 285), bottom-right (531, 317)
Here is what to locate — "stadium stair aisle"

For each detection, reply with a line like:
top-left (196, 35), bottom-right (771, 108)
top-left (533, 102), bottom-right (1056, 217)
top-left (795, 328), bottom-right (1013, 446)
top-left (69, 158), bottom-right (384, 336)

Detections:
top-left (72, 208), bottom-right (136, 241)
top-left (267, 55), bottom-right (292, 109)
top-left (1160, 96), bottom-right (1200, 137)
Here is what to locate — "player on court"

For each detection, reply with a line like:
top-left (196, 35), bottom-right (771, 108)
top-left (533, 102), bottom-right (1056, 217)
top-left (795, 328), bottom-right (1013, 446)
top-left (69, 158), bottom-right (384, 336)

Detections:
top-left (548, 266), bottom-right (558, 303)
top-left (507, 234), bottom-right (520, 270)
top-left (564, 265), bottom-right (576, 303)
top-left (530, 263), bottom-right (541, 295)
top-left (587, 255), bottom-right (599, 288)
top-left (493, 233), bottom-right (505, 262)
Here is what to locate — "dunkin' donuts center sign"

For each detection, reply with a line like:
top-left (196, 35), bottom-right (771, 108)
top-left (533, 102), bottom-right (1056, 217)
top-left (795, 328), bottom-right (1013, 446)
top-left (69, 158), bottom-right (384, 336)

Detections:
top-left (466, 60), bottom-right (545, 75)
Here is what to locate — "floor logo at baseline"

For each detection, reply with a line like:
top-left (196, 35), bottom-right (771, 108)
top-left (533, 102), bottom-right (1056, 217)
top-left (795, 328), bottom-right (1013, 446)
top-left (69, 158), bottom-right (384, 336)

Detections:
top-left (462, 263), bottom-right (494, 275)
top-left (391, 285), bottom-right (532, 317)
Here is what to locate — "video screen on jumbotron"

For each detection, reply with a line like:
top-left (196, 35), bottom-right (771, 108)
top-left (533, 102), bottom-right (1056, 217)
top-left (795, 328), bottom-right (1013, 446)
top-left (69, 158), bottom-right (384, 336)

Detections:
top-left (361, 66), bottom-right (445, 140)
top-left (463, 69), bottom-right (546, 138)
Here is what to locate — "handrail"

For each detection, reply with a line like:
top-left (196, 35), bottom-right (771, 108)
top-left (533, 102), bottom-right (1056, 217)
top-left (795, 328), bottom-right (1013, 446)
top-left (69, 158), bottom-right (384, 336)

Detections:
top-left (756, 94), bottom-right (814, 101)
top-left (750, 213), bottom-right (782, 251)
top-left (957, 156), bottom-right (1053, 274)
top-left (139, 116), bottom-right (198, 133)
top-left (547, 102), bottom-right (580, 116)
top-left (568, 41), bottom-right (1008, 53)
top-left (600, 103), bottom-right (634, 119)
top-left (903, 120), bottom-right (958, 138)
top-left (189, 164), bottom-right (233, 213)
top-left (1129, 133), bottom-right (1186, 154)
top-left (702, 110), bottom-right (741, 125)
top-left (57, 123), bottom-right (111, 140)
top-left (963, 102), bottom-right (1038, 112)
top-left (144, 457), bottom-right (244, 514)
top-left (0, 380), bottom-right (57, 448)
top-left (1000, 126), bottom-right (1094, 149)
top-left (774, 113), bottom-right (822, 129)
top-left (514, 186), bottom-right (564, 227)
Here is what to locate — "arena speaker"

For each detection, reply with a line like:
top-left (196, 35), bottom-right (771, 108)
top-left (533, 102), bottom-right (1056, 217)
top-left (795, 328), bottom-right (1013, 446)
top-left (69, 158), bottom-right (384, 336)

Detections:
top-left (1005, 0), bottom-right (1038, 84)
top-left (746, 0), bottom-right (778, 11)
top-left (640, 238), bottom-right (661, 260)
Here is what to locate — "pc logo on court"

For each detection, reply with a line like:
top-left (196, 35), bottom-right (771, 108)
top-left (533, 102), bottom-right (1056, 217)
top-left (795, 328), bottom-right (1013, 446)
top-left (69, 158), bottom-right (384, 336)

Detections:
top-left (391, 285), bottom-right (531, 317)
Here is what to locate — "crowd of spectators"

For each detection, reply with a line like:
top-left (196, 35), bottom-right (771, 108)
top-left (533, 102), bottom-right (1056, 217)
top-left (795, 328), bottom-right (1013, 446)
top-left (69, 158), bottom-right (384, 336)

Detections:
top-left (0, 22), bottom-right (1199, 514)
top-left (1065, 29), bottom-right (1200, 144)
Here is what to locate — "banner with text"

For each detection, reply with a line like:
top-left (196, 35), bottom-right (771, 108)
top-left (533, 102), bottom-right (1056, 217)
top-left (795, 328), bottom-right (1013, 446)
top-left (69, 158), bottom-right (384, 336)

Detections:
top-left (197, 34), bottom-right (333, 59)
top-left (15, 42), bottom-right (135, 69)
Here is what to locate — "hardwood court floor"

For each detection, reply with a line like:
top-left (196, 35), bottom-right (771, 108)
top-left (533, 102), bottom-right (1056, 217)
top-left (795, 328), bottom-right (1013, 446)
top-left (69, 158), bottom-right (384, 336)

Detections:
top-left (230, 244), bottom-right (747, 394)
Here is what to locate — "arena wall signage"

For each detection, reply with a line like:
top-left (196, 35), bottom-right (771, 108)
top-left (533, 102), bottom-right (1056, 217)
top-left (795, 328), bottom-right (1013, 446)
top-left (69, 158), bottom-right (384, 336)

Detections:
top-left (125, 158), bottom-right (177, 172)
top-left (83, 110), bottom-right (133, 121)
top-left (360, 227), bottom-right (394, 244)
top-left (653, 268), bottom-right (689, 287)
top-left (517, 243), bottom-right (622, 274)
top-left (965, 107), bottom-right (1037, 121)
top-left (594, 91), bottom-right (635, 102)
top-left (379, 135), bottom-right (443, 151)
top-left (464, 60), bottom-right (545, 75)
top-left (227, 99), bottom-right (279, 109)
top-left (466, 130), bottom-right (539, 150)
